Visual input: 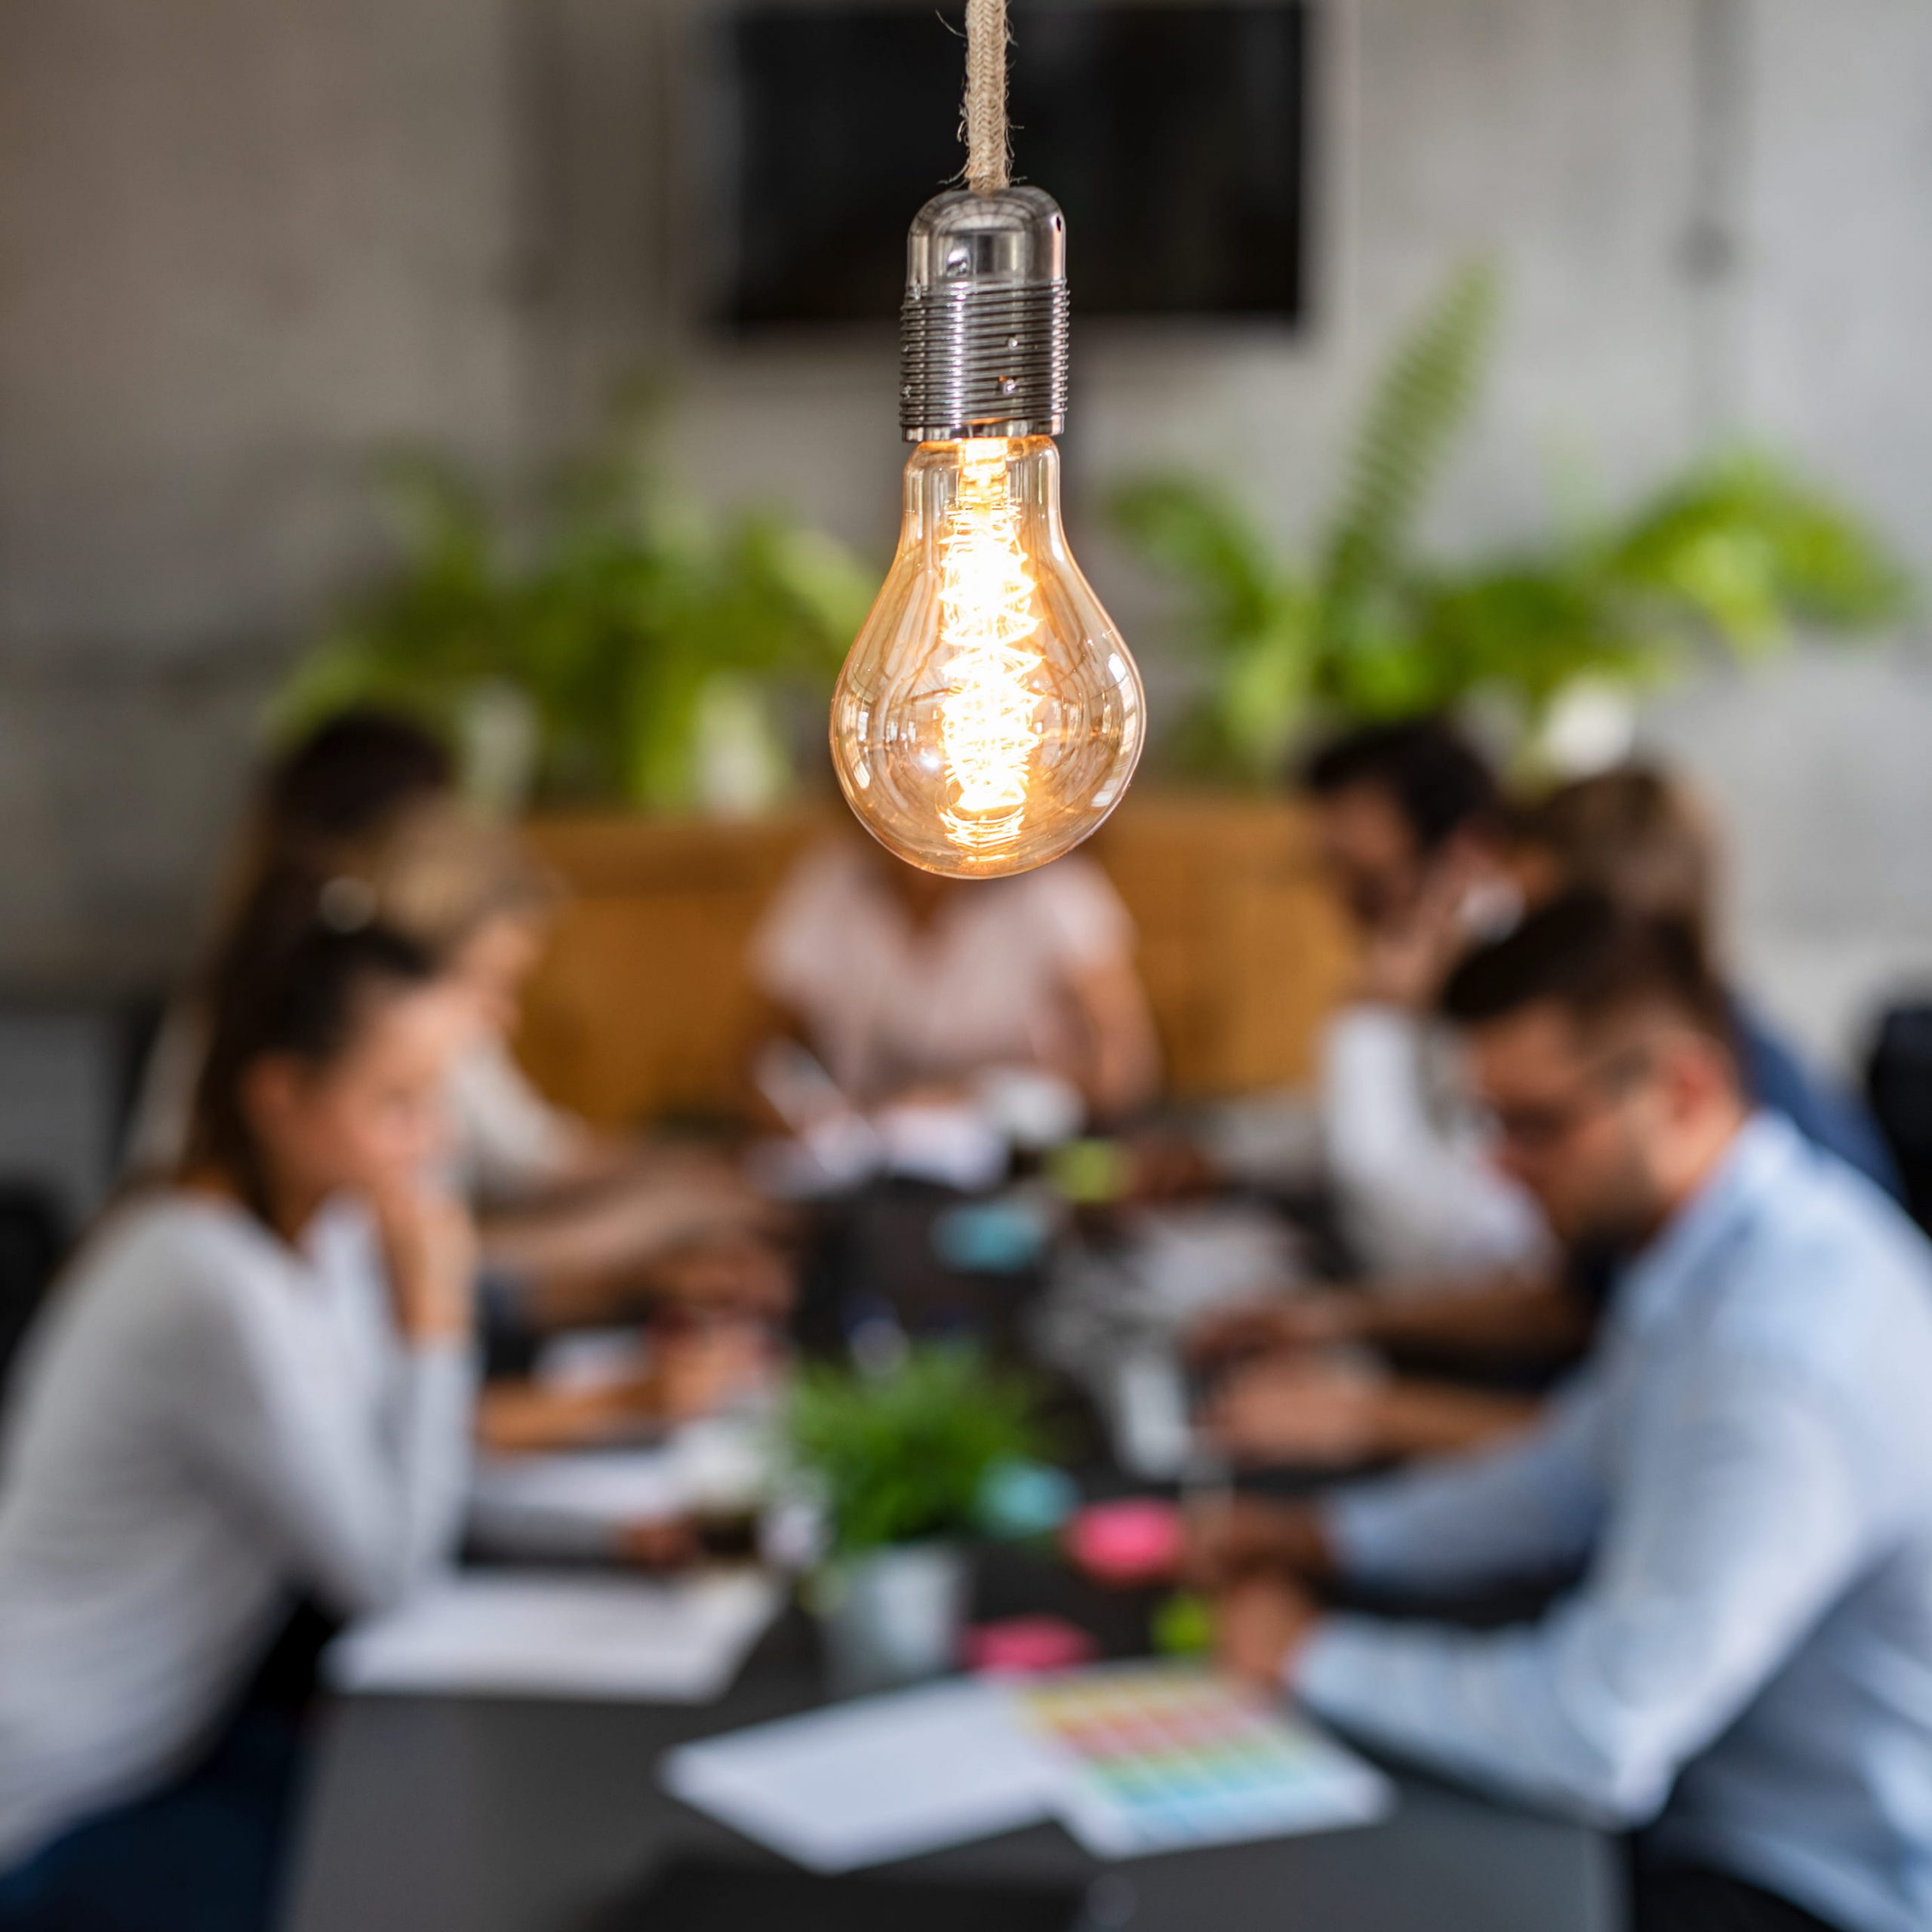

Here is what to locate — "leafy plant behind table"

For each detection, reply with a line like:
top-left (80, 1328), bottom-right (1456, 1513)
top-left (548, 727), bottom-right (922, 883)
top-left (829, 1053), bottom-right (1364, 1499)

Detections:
top-left (1110, 261), bottom-right (1915, 784)
top-left (273, 404), bottom-right (876, 811)
top-left (787, 1346), bottom-right (1048, 1561)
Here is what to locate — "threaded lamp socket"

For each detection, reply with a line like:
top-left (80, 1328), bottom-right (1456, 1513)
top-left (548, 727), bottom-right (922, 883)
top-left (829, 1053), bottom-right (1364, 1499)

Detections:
top-left (898, 186), bottom-right (1069, 442)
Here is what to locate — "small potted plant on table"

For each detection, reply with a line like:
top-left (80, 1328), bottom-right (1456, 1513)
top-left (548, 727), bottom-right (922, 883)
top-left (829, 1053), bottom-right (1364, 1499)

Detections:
top-left (786, 1346), bottom-right (1048, 1694)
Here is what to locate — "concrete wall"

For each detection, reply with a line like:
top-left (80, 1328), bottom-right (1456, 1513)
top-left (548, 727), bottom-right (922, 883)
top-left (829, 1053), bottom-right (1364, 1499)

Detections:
top-left (0, 0), bottom-right (1927, 1074)
top-left (0, 0), bottom-right (529, 984)
top-left (1647, 0), bottom-right (1932, 1066)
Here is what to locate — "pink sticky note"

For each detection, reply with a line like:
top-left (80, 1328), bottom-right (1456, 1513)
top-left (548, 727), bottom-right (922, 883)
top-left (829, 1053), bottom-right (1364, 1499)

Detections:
top-left (1063, 1498), bottom-right (1186, 1586)
top-left (964, 1616), bottom-right (1099, 1676)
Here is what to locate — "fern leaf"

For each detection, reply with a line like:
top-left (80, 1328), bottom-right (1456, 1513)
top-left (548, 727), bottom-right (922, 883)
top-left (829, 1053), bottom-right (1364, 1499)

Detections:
top-left (1317, 261), bottom-right (1500, 651)
top-left (1105, 476), bottom-right (1278, 638)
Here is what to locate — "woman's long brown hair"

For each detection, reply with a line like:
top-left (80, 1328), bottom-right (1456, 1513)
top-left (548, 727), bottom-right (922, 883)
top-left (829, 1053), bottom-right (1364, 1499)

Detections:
top-left (180, 866), bottom-right (438, 1227)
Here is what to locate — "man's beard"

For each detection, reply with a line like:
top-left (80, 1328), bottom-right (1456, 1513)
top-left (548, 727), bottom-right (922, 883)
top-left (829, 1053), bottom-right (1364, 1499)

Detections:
top-left (1561, 1158), bottom-right (1667, 1258)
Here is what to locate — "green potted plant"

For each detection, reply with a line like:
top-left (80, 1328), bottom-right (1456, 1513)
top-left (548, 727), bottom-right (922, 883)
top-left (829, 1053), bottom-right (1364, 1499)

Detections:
top-left (1109, 263), bottom-right (1913, 781)
top-left (272, 397), bottom-right (875, 814)
top-left (786, 1346), bottom-right (1048, 1694)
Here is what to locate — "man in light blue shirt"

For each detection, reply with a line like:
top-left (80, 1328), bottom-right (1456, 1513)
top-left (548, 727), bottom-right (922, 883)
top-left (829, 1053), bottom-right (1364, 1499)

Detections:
top-left (1202, 894), bottom-right (1932, 1932)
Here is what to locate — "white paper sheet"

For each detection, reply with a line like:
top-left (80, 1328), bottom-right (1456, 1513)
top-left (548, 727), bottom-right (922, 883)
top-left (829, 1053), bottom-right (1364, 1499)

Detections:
top-left (469, 1447), bottom-right (688, 1557)
top-left (326, 1571), bottom-right (780, 1703)
top-left (662, 1679), bottom-right (1059, 1872)
top-left (468, 1418), bottom-right (772, 1560)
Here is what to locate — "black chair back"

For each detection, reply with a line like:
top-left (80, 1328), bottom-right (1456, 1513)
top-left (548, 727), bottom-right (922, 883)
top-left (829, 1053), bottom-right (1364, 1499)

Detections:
top-left (0, 1182), bottom-right (66, 1408)
top-left (1866, 1002), bottom-right (1932, 1236)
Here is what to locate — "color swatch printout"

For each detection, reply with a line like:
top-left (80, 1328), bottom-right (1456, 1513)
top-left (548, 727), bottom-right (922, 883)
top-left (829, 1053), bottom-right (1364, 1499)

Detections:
top-left (1015, 1664), bottom-right (1395, 1857)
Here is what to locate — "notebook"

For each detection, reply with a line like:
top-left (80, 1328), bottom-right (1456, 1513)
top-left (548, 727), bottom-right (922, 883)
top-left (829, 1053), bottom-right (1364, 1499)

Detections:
top-left (1015, 1663), bottom-right (1394, 1857)
top-left (326, 1571), bottom-right (779, 1703)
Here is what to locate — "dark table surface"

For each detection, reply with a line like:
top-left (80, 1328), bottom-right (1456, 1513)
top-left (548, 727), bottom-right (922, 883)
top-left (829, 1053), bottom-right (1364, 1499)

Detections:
top-left (281, 1605), bottom-right (1623, 1932)
top-left (285, 1185), bottom-right (1622, 1931)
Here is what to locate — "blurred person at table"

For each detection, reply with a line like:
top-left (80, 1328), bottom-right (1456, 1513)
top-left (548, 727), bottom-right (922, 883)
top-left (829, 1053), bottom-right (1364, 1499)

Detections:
top-left (0, 867), bottom-right (478, 1932)
top-left (1201, 764), bottom-right (1903, 1466)
top-left (125, 707), bottom-right (456, 1175)
top-left (131, 713), bottom-right (787, 1336)
top-left (1508, 766), bottom-right (1897, 1198)
top-left (384, 805), bottom-right (784, 1334)
top-left (347, 808), bottom-right (779, 1453)
top-left (1301, 718), bottom-right (1549, 1281)
top-left (751, 837), bottom-right (1160, 1127)
top-left (365, 806), bottom-right (783, 1451)
top-left (1193, 893), bottom-right (1932, 1932)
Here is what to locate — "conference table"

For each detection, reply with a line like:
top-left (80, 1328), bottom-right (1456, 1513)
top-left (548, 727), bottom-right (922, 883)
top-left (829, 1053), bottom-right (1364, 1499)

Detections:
top-left (282, 1603), bottom-right (1623, 1932)
top-left (287, 1181), bottom-right (1620, 1930)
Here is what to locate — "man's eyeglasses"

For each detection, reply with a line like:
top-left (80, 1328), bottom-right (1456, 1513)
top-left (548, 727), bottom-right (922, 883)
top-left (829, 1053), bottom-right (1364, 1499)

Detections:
top-left (1474, 1043), bottom-right (1654, 1155)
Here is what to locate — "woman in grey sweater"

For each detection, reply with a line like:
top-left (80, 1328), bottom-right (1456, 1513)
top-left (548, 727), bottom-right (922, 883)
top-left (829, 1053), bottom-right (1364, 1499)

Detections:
top-left (0, 868), bottom-right (478, 1931)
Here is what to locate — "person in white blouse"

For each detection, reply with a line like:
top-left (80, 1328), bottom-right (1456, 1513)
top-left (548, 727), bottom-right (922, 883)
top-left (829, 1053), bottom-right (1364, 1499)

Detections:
top-left (125, 709), bottom-right (457, 1179)
top-left (133, 726), bottom-right (786, 1345)
top-left (752, 838), bottom-right (1160, 1126)
top-left (0, 866), bottom-right (478, 1932)
top-left (1168, 723), bottom-right (1548, 1475)
top-left (423, 844), bottom-right (780, 1331)
top-left (1301, 718), bottom-right (1546, 1282)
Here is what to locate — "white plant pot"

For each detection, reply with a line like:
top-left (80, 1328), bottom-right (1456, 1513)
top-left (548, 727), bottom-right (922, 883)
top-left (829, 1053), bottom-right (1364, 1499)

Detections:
top-left (1532, 678), bottom-right (1639, 777)
top-left (817, 1543), bottom-right (970, 1696)
top-left (692, 675), bottom-right (789, 817)
top-left (456, 678), bottom-right (542, 817)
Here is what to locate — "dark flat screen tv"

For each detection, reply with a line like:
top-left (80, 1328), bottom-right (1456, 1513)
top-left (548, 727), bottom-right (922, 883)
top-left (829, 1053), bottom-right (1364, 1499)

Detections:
top-left (700, 2), bottom-right (1311, 329)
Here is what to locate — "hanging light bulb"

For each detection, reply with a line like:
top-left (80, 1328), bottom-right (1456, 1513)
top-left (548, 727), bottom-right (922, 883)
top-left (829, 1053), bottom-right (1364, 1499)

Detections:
top-left (829, 184), bottom-right (1145, 879)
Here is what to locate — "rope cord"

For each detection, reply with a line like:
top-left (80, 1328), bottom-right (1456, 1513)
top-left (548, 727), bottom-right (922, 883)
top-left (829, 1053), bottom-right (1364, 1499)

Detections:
top-left (962, 0), bottom-right (1011, 195)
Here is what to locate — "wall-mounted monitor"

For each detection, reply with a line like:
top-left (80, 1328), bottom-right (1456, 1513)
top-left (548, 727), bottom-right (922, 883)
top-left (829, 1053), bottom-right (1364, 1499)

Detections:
top-left (699, 2), bottom-right (1311, 330)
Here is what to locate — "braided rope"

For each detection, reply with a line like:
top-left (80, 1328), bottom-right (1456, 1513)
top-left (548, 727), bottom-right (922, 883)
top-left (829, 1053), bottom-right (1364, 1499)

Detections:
top-left (962, 0), bottom-right (1011, 194)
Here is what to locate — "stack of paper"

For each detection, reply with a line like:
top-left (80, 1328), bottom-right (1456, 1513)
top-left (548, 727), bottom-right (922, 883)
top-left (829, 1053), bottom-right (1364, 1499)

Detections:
top-left (469, 1417), bottom-right (771, 1560)
top-left (469, 1448), bottom-right (688, 1557)
top-left (663, 1666), bottom-right (1395, 1869)
top-left (663, 1680), bottom-right (1059, 1871)
top-left (327, 1571), bottom-right (780, 1704)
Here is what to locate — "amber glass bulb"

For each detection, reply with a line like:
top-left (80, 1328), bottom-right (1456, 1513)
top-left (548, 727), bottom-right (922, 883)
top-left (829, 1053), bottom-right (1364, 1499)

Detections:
top-left (829, 435), bottom-right (1144, 879)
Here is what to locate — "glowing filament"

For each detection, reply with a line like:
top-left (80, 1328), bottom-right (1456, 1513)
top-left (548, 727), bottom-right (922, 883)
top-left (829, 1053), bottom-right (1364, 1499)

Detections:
top-left (934, 441), bottom-right (1044, 850)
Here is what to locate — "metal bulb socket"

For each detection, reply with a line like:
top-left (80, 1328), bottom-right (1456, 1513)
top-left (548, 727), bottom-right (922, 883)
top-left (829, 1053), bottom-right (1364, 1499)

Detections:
top-left (898, 186), bottom-right (1069, 442)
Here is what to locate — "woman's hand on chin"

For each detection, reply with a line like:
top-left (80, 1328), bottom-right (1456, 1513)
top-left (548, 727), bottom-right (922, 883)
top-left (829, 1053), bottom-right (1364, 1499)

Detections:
top-left (372, 1177), bottom-right (477, 1346)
